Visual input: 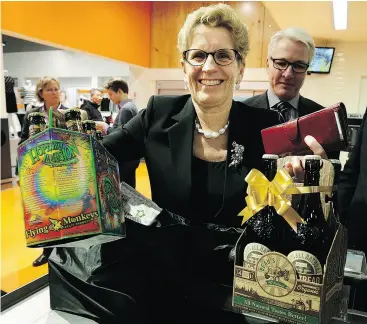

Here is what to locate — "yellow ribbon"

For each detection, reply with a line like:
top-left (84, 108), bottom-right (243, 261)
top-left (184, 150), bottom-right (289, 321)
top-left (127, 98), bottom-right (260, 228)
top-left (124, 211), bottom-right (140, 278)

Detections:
top-left (239, 168), bottom-right (305, 232)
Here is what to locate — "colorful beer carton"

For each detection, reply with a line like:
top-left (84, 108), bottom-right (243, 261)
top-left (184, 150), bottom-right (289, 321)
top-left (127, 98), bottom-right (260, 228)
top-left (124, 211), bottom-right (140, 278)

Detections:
top-left (18, 127), bottom-right (126, 247)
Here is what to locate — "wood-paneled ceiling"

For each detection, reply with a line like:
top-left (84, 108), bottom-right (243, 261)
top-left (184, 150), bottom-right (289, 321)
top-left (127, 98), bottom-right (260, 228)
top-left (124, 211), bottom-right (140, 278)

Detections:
top-left (263, 1), bottom-right (367, 42)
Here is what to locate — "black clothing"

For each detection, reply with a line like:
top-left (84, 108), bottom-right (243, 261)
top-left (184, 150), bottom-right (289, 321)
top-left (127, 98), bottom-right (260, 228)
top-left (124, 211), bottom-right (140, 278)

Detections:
top-left (103, 95), bottom-right (280, 227)
top-left (80, 100), bottom-right (103, 121)
top-left (4, 76), bottom-right (17, 113)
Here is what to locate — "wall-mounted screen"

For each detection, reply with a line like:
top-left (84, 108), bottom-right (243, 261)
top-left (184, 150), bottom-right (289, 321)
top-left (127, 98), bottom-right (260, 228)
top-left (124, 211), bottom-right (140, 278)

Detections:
top-left (309, 47), bottom-right (335, 74)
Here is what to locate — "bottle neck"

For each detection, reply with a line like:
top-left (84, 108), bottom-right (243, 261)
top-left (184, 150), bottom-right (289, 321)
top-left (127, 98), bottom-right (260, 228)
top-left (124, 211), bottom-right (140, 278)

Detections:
top-left (263, 159), bottom-right (277, 181)
top-left (303, 170), bottom-right (320, 186)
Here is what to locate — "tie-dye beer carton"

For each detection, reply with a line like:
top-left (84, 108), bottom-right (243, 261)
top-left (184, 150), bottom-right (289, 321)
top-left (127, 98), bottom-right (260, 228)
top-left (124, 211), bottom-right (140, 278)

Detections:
top-left (18, 124), bottom-right (126, 247)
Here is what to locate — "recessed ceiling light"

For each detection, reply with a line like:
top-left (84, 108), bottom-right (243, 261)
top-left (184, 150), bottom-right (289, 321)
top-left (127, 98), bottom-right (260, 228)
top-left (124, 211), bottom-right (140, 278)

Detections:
top-left (333, 0), bottom-right (348, 30)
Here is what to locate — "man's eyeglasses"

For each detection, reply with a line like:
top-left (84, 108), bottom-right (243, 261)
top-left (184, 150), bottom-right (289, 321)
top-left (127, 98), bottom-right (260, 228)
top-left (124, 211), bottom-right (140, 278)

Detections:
top-left (182, 49), bottom-right (242, 67)
top-left (270, 57), bottom-right (309, 73)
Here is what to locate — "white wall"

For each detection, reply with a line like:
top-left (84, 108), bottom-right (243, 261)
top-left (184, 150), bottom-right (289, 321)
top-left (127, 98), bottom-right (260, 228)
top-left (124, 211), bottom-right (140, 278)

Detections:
top-left (302, 42), bottom-right (367, 114)
top-left (3, 50), bottom-right (130, 78)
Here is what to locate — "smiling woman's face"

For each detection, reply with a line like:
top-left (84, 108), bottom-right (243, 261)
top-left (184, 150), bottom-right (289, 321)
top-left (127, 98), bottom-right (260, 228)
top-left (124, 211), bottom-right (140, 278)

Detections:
top-left (267, 38), bottom-right (310, 101)
top-left (181, 25), bottom-right (244, 110)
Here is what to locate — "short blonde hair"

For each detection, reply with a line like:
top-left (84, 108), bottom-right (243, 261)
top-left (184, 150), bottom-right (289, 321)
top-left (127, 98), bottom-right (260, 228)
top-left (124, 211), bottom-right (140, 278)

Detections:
top-left (268, 27), bottom-right (315, 63)
top-left (177, 4), bottom-right (249, 63)
top-left (36, 76), bottom-right (60, 102)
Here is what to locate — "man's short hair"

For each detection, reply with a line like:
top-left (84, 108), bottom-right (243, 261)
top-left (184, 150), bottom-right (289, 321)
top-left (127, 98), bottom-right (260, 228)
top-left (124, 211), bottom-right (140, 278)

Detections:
top-left (90, 88), bottom-right (102, 96)
top-left (104, 78), bottom-right (129, 94)
top-left (268, 27), bottom-right (315, 63)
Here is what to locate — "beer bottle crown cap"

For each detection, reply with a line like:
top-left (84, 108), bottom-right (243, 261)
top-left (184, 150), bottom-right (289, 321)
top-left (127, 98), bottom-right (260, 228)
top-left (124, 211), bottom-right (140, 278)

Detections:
top-left (262, 154), bottom-right (279, 160)
top-left (329, 159), bottom-right (341, 165)
top-left (304, 155), bottom-right (322, 160)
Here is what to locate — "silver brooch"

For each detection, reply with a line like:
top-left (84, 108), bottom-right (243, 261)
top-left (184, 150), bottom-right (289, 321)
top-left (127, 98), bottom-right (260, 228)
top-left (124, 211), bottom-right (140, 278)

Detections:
top-left (229, 141), bottom-right (244, 168)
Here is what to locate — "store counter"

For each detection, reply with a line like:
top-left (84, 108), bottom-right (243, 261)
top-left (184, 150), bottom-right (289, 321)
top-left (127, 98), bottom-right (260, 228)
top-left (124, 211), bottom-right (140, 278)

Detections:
top-left (1, 286), bottom-right (366, 324)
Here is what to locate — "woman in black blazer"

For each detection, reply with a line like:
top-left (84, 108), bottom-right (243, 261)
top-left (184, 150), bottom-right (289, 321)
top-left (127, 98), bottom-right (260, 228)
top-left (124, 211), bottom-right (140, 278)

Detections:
top-left (84, 5), bottom-right (327, 323)
top-left (103, 5), bottom-right (325, 227)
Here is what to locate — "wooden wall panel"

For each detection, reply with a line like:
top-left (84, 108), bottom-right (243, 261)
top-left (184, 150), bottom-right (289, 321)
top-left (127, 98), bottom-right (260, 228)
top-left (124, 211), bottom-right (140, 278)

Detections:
top-left (150, 1), bottom-right (280, 68)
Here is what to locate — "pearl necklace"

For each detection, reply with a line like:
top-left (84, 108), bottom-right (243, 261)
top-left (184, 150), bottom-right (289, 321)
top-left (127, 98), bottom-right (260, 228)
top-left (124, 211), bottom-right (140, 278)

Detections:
top-left (195, 119), bottom-right (229, 139)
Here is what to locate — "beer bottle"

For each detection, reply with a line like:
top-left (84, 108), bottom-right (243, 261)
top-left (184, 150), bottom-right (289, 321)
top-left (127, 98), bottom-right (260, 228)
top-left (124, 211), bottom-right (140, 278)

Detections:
top-left (28, 112), bottom-right (46, 137)
top-left (64, 108), bottom-right (83, 132)
top-left (82, 120), bottom-right (97, 140)
top-left (235, 154), bottom-right (288, 268)
top-left (95, 130), bottom-right (103, 144)
top-left (288, 155), bottom-right (330, 279)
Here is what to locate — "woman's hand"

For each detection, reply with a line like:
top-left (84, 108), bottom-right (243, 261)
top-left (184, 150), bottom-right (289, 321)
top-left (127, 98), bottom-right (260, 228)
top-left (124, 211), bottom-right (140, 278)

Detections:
top-left (284, 135), bottom-right (328, 182)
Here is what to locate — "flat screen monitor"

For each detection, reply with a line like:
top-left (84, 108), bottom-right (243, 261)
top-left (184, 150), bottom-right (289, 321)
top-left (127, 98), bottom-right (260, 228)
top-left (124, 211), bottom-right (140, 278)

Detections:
top-left (308, 47), bottom-right (335, 74)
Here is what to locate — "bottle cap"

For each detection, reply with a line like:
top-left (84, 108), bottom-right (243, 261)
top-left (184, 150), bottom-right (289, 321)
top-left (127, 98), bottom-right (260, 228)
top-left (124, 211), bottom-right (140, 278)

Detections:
top-left (28, 112), bottom-right (44, 119)
top-left (304, 155), bottom-right (322, 160)
top-left (329, 159), bottom-right (341, 165)
top-left (262, 154), bottom-right (279, 160)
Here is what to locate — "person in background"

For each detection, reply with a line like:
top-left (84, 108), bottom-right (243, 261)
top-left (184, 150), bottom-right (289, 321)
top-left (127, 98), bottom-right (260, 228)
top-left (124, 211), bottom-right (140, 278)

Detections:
top-left (244, 27), bottom-right (339, 160)
top-left (59, 90), bottom-right (70, 108)
top-left (80, 88), bottom-right (104, 121)
top-left (104, 78), bottom-right (140, 188)
top-left (19, 76), bottom-right (66, 267)
top-left (244, 27), bottom-right (323, 122)
top-left (105, 78), bottom-right (139, 133)
top-left (339, 109), bottom-right (367, 254)
top-left (338, 109), bottom-right (367, 312)
top-left (20, 77), bottom-right (67, 142)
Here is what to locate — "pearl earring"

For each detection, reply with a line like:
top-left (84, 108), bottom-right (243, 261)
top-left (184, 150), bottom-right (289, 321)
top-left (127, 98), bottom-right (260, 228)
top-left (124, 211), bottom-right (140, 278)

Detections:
top-left (184, 80), bottom-right (188, 90)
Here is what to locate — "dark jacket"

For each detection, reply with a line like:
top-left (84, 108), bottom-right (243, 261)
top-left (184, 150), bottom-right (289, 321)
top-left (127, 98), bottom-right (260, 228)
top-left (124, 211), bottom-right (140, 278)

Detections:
top-left (103, 95), bottom-right (280, 227)
top-left (244, 91), bottom-right (339, 159)
top-left (338, 109), bottom-right (367, 253)
top-left (81, 100), bottom-right (103, 121)
top-left (243, 91), bottom-right (324, 118)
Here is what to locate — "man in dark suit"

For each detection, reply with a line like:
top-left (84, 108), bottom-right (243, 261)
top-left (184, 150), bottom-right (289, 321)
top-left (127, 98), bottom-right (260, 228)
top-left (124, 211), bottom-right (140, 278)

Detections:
top-left (244, 27), bottom-right (323, 121)
top-left (338, 109), bottom-right (367, 311)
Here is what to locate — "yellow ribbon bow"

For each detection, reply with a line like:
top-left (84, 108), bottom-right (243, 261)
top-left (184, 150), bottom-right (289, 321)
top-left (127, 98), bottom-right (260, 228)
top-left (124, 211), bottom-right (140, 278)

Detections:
top-left (239, 168), bottom-right (305, 232)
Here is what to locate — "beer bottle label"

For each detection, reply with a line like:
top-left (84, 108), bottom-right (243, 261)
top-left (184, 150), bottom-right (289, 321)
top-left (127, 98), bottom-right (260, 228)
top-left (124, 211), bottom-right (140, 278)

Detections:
top-left (243, 243), bottom-right (271, 269)
top-left (288, 250), bottom-right (323, 276)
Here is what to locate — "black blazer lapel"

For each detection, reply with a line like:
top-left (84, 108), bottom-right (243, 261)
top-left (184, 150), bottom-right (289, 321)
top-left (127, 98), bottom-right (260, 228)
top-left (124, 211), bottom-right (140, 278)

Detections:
top-left (168, 97), bottom-right (195, 201)
top-left (214, 101), bottom-right (256, 221)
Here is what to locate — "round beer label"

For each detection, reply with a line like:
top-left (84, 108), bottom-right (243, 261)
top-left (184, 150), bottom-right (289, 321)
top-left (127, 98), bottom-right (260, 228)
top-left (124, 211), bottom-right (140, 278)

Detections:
top-left (256, 252), bottom-right (297, 297)
top-left (288, 250), bottom-right (322, 275)
top-left (243, 243), bottom-right (271, 265)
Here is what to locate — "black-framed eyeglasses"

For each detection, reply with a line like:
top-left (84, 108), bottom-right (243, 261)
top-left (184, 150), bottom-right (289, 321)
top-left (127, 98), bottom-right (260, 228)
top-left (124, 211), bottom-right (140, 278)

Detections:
top-left (182, 49), bottom-right (242, 66)
top-left (270, 57), bottom-right (309, 73)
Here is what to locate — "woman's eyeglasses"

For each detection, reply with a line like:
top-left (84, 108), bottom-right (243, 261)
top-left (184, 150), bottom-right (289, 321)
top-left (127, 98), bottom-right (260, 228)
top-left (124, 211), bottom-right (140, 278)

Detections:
top-left (182, 49), bottom-right (242, 66)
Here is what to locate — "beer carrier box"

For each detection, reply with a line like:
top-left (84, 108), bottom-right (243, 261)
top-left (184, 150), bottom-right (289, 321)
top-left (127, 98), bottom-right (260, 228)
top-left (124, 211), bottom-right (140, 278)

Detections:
top-left (232, 159), bottom-right (348, 324)
top-left (18, 127), bottom-right (126, 247)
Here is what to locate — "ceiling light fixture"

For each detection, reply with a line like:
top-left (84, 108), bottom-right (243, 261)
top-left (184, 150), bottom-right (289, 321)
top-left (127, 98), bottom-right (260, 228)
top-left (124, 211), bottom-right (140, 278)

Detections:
top-left (333, 0), bottom-right (348, 30)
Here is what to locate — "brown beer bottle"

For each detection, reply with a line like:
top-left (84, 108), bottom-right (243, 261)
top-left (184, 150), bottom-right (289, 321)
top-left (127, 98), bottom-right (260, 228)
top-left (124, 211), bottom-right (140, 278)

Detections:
top-left (288, 155), bottom-right (331, 278)
top-left (235, 154), bottom-right (288, 267)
